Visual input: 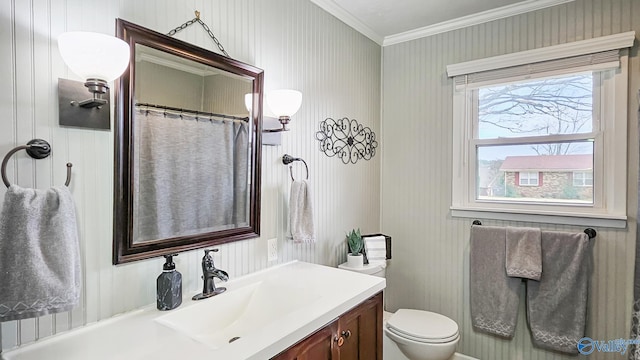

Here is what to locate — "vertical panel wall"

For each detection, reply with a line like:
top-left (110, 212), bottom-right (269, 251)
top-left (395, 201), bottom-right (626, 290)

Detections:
top-left (0, 0), bottom-right (381, 351)
top-left (381, 0), bottom-right (638, 359)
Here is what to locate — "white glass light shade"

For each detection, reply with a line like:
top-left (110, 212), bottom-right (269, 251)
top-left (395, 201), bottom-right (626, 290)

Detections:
top-left (244, 93), bottom-right (253, 113)
top-left (266, 90), bottom-right (302, 118)
top-left (245, 93), bottom-right (277, 118)
top-left (58, 32), bottom-right (130, 82)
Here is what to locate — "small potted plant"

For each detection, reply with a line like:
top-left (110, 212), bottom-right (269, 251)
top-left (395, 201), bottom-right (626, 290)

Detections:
top-left (346, 228), bottom-right (364, 268)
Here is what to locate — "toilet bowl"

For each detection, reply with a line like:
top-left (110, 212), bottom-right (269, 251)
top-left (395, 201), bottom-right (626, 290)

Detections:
top-left (384, 309), bottom-right (459, 360)
top-left (338, 261), bottom-right (460, 360)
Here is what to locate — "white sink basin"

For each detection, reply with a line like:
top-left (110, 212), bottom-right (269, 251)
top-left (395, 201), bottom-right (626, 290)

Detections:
top-left (155, 274), bottom-right (322, 349)
top-left (1, 261), bottom-right (385, 360)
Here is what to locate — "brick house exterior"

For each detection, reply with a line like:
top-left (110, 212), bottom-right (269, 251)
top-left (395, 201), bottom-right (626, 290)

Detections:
top-left (500, 154), bottom-right (593, 201)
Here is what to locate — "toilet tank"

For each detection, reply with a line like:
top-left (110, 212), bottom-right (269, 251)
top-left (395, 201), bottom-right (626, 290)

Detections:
top-left (338, 262), bottom-right (387, 278)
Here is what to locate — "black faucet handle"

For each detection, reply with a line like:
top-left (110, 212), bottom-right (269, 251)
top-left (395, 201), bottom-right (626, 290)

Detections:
top-left (204, 248), bottom-right (219, 257)
top-left (202, 249), bottom-right (219, 271)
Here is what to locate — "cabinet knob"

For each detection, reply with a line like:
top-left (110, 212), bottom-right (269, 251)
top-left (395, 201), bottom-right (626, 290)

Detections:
top-left (341, 330), bottom-right (351, 339)
top-left (334, 335), bottom-right (345, 347)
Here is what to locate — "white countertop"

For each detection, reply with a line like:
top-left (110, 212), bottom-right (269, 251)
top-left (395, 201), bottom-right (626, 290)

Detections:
top-left (1, 261), bottom-right (385, 360)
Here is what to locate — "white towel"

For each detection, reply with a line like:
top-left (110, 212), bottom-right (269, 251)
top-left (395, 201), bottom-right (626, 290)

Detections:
top-left (0, 185), bottom-right (81, 322)
top-left (288, 180), bottom-right (315, 243)
top-left (363, 235), bottom-right (387, 261)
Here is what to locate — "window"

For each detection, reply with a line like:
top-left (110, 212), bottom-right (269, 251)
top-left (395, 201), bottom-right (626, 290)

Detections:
top-left (476, 73), bottom-right (595, 204)
top-left (573, 171), bottom-right (593, 187)
top-left (518, 172), bottom-right (539, 186)
top-left (448, 32), bottom-right (633, 228)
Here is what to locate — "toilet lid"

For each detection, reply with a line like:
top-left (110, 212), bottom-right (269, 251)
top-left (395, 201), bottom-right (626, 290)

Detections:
top-left (386, 309), bottom-right (459, 343)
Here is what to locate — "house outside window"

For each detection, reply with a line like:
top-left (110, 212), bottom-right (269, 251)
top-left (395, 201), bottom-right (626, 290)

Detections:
top-left (448, 32), bottom-right (633, 227)
top-left (500, 155), bottom-right (593, 203)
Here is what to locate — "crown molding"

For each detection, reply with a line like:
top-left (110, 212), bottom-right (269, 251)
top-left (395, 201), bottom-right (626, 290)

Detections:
top-left (311, 0), bottom-right (577, 47)
top-left (383, 0), bottom-right (575, 46)
top-left (309, 0), bottom-right (384, 45)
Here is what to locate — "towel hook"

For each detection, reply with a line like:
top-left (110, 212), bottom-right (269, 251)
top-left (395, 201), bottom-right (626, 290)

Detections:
top-left (1, 139), bottom-right (72, 188)
top-left (282, 154), bottom-right (309, 181)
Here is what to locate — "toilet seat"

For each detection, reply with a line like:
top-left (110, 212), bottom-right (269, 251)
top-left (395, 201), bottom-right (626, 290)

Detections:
top-left (386, 309), bottom-right (459, 344)
top-left (386, 326), bottom-right (459, 344)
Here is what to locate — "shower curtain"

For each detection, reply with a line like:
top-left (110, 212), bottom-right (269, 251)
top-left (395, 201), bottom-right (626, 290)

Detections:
top-left (630, 91), bottom-right (640, 360)
top-left (133, 110), bottom-right (249, 242)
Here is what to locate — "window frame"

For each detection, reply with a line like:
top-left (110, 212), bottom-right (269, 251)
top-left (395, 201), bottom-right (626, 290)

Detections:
top-left (518, 172), bottom-right (539, 187)
top-left (573, 171), bottom-right (594, 187)
top-left (448, 33), bottom-right (632, 228)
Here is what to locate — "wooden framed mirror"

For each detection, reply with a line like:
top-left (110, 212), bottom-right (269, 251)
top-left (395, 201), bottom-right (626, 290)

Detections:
top-left (113, 19), bottom-right (263, 264)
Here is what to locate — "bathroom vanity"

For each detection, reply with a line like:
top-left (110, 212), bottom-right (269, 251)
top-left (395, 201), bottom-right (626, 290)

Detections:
top-left (272, 292), bottom-right (382, 360)
top-left (0, 261), bottom-right (385, 360)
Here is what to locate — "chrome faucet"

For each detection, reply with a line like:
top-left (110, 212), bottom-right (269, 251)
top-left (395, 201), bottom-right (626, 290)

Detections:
top-left (192, 249), bottom-right (229, 300)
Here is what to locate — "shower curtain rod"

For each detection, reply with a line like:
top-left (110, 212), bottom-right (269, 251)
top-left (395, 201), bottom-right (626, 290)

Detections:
top-left (135, 103), bottom-right (249, 122)
top-left (471, 219), bottom-right (597, 239)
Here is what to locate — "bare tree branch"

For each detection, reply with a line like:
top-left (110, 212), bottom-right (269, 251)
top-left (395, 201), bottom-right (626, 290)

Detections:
top-left (478, 74), bottom-right (593, 154)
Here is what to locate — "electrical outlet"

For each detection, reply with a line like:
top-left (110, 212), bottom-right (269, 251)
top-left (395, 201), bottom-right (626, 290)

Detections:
top-left (267, 238), bottom-right (278, 261)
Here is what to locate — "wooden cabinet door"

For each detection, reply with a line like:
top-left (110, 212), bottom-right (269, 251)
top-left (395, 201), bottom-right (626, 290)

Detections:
top-left (270, 292), bottom-right (383, 360)
top-left (337, 292), bottom-right (383, 360)
top-left (271, 319), bottom-right (340, 360)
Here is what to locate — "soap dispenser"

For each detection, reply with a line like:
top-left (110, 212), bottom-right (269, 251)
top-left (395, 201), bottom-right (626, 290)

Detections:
top-left (157, 253), bottom-right (182, 311)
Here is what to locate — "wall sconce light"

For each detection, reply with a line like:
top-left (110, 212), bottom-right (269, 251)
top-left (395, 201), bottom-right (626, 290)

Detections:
top-left (265, 89), bottom-right (302, 132)
top-left (57, 32), bottom-right (130, 129)
top-left (245, 90), bottom-right (302, 146)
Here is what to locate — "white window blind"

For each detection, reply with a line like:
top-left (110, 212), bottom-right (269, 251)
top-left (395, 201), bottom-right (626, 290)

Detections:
top-left (453, 50), bottom-right (620, 90)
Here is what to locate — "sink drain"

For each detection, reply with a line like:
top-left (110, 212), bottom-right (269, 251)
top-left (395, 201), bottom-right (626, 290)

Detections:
top-left (229, 336), bottom-right (241, 343)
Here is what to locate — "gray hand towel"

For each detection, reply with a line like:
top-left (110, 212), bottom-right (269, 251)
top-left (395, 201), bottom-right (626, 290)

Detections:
top-left (470, 225), bottom-right (521, 338)
top-left (288, 180), bottom-right (315, 243)
top-left (527, 230), bottom-right (590, 354)
top-left (506, 226), bottom-right (542, 280)
top-left (0, 185), bottom-right (81, 322)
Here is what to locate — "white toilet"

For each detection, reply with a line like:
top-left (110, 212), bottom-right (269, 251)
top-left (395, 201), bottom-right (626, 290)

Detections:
top-left (338, 262), bottom-right (459, 360)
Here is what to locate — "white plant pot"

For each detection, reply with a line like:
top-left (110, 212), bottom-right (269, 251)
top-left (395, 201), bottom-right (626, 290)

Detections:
top-left (347, 253), bottom-right (363, 268)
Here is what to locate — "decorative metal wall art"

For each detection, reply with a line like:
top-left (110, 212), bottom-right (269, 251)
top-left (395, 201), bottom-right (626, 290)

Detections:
top-left (315, 117), bottom-right (378, 164)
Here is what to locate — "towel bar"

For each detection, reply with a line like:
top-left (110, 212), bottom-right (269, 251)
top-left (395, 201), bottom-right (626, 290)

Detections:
top-left (282, 154), bottom-right (309, 181)
top-left (471, 220), bottom-right (597, 239)
top-left (1, 139), bottom-right (72, 187)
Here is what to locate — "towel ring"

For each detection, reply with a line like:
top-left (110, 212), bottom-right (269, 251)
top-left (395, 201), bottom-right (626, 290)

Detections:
top-left (282, 154), bottom-right (309, 181)
top-left (1, 139), bottom-right (72, 188)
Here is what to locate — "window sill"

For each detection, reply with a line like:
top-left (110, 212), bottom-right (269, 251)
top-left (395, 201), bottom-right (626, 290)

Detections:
top-left (450, 206), bottom-right (627, 229)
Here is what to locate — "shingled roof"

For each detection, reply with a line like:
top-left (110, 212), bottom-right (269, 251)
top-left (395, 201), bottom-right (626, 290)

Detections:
top-left (499, 154), bottom-right (593, 172)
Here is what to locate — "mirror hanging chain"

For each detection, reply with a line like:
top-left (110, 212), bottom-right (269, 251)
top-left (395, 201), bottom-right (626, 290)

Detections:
top-left (167, 10), bottom-right (229, 57)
